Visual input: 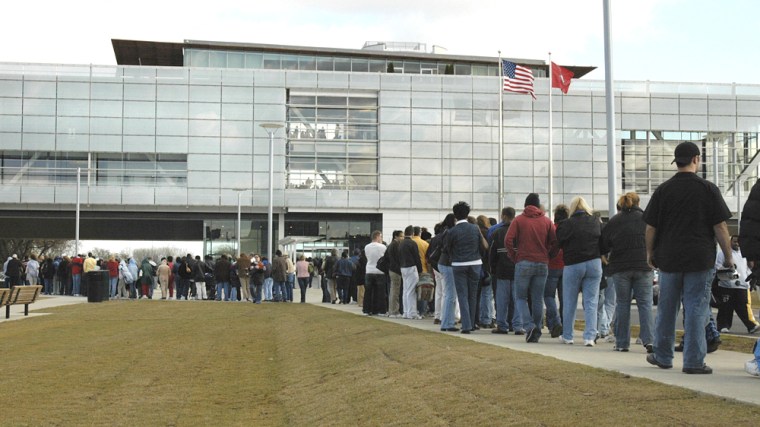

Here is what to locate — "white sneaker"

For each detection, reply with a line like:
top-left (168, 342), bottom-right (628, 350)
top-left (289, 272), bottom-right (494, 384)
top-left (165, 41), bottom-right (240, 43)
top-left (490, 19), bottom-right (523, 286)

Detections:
top-left (604, 335), bottom-right (616, 343)
top-left (720, 328), bottom-right (730, 333)
top-left (558, 336), bottom-right (574, 345)
top-left (745, 360), bottom-right (760, 377)
top-left (413, 315), bottom-right (423, 320)
top-left (584, 340), bottom-right (595, 347)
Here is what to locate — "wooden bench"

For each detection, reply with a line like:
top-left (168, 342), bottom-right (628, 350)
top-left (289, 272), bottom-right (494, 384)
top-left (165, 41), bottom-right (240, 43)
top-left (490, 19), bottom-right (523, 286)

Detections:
top-left (3, 285), bottom-right (43, 319)
top-left (0, 288), bottom-right (10, 307)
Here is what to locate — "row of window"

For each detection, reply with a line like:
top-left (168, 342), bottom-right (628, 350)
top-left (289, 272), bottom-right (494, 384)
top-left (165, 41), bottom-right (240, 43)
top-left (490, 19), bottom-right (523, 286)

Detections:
top-left (184, 49), bottom-right (519, 77)
top-left (0, 151), bottom-right (187, 186)
top-left (286, 91), bottom-right (378, 190)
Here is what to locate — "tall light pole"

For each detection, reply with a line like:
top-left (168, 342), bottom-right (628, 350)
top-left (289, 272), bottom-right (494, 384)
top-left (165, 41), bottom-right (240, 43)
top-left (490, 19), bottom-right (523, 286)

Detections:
top-left (259, 123), bottom-right (283, 264)
top-left (75, 167), bottom-right (81, 256)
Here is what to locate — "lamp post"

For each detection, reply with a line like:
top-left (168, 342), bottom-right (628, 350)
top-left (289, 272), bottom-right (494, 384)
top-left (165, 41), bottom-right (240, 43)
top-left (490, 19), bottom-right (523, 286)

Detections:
top-left (75, 167), bottom-right (81, 256)
top-left (259, 123), bottom-right (283, 264)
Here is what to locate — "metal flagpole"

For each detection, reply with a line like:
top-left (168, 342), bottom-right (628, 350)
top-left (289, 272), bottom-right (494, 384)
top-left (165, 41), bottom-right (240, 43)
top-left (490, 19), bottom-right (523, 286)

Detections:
top-left (603, 0), bottom-right (618, 216)
top-left (498, 51), bottom-right (504, 213)
top-left (548, 53), bottom-right (554, 214)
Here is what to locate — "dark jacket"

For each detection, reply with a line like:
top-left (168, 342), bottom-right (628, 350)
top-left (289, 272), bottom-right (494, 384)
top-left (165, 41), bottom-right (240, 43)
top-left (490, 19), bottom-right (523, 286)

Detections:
top-left (335, 257), bottom-right (355, 277)
top-left (740, 180), bottom-right (760, 261)
top-left (557, 212), bottom-right (602, 266)
top-left (444, 221), bottom-right (483, 264)
top-left (489, 222), bottom-right (515, 280)
top-left (398, 237), bottom-right (422, 272)
top-left (322, 255), bottom-right (337, 279)
top-left (599, 207), bottom-right (650, 274)
top-left (271, 255), bottom-right (288, 282)
top-left (386, 239), bottom-right (402, 274)
top-left (214, 257), bottom-right (232, 282)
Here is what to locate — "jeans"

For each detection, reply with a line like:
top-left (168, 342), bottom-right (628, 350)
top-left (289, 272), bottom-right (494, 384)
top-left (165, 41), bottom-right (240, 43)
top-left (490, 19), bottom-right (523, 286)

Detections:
top-left (44, 278), bottom-right (54, 295)
top-left (216, 281), bottom-right (230, 301)
top-left (453, 264), bottom-right (481, 331)
top-left (562, 258), bottom-right (602, 342)
top-left (229, 285), bottom-right (237, 301)
top-left (273, 281), bottom-right (286, 301)
top-left (478, 281), bottom-right (494, 325)
top-left (544, 268), bottom-right (562, 330)
top-left (439, 264), bottom-right (458, 329)
top-left (514, 261), bottom-right (548, 337)
top-left (72, 273), bottom-right (81, 295)
top-left (400, 266), bottom-right (419, 318)
top-left (494, 278), bottom-right (514, 331)
top-left (109, 276), bottom-right (119, 298)
top-left (286, 273), bottom-right (295, 301)
top-left (264, 277), bottom-right (273, 300)
top-left (297, 277), bottom-right (309, 302)
top-left (613, 270), bottom-right (654, 349)
top-left (597, 277), bottom-right (616, 336)
top-left (654, 268), bottom-right (714, 369)
top-left (251, 283), bottom-right (262, 303)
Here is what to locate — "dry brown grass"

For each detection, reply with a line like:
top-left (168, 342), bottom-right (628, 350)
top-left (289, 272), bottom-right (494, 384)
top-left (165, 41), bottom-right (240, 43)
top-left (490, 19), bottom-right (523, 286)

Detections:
top-left (575, 320), bottom-right (758, 353)
top-left (2, 301), bottom-right (759, 426)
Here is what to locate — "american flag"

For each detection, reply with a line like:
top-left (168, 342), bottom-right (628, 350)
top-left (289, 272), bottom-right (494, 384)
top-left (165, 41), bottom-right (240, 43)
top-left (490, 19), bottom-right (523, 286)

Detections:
top-left (502, 59), bottom-right (536, 100)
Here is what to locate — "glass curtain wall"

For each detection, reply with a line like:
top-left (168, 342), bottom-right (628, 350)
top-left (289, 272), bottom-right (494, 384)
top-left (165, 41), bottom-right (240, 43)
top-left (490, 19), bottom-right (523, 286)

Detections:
top-left (285, 90), bottom-right (378, 190)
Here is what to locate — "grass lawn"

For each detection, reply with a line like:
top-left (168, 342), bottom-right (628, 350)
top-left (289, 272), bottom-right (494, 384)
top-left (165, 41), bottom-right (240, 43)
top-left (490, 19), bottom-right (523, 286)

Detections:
top-left (2, 301), bottom-right (760, 426)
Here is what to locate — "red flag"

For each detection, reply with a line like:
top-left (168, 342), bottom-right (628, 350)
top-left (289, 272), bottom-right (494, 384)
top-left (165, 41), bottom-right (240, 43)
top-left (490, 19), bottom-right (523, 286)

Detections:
top-left (551, 62), bottom-right (574, 94)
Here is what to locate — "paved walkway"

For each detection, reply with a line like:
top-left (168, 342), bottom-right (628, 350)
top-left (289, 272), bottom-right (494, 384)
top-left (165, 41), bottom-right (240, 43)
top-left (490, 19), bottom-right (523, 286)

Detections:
top-left (4, 290), bottom-right (759, 406)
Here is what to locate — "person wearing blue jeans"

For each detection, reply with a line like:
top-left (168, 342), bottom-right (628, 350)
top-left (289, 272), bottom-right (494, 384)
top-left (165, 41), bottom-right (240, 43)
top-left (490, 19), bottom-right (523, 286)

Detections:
top-left (597, 275), bottom-right (616, 339)
top-left (544, 268), bottom-right (563, 337)
top-left (557, 196), bottom-right (604, 346)
top-left (561, 259), bottom-right (602, 344)
top-left (746, 338), bottom-right (760, 376)
top-left (613, 270), bottom-right (654, 351)
top-left (478, 278), bottom-right (494, 327)
top-left (438, 264), bottom-right (459, 331)
top-left (505, 194), bottom-right (557, 343)
top-left (445, 202), bottom-right (487, 334)
top-left (644, 141), bottom-right (733, 374)
top-left (514, 261), bottom-right (548, 341)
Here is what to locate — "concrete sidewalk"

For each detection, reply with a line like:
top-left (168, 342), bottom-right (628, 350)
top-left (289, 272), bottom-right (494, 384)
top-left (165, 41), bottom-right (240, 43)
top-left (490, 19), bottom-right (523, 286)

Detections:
top-left (305, 289), bottom-right (760, 406)
top-left (1, 295), bottom-right (88, 323)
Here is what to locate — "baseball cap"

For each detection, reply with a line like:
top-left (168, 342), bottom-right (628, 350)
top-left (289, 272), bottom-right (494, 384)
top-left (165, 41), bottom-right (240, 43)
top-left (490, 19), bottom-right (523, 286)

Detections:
top-left (671, 141), bottom-right (700, 165)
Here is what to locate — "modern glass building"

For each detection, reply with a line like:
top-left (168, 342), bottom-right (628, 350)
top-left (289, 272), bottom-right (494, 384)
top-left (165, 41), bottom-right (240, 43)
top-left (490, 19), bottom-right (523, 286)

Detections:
top-left (1, 39), bottom-right (758, 255)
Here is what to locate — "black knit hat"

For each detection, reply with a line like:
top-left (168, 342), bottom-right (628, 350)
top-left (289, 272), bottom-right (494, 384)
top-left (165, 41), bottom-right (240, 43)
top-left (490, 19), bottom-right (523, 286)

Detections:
top-left (525, 193), bottom-right (540, 208)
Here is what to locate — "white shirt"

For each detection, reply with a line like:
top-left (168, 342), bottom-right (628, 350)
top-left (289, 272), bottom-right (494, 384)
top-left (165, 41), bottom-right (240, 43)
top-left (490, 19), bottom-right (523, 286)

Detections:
top-left (716, 248), bottom-right (749, 289)
top-left (364, 241), bottom-right (387, 274)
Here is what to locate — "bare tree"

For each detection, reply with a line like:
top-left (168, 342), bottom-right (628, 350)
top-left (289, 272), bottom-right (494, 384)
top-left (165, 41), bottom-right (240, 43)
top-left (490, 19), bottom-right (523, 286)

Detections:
top-left (0, 239), bottom-right (75, 261)
top-left (131, 246), bottom-right (190, 262)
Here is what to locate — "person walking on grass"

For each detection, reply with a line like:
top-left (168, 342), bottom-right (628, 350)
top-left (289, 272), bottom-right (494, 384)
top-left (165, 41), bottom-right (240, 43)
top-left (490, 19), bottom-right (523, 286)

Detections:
top-left (644, 141), bottom-right (732, 375)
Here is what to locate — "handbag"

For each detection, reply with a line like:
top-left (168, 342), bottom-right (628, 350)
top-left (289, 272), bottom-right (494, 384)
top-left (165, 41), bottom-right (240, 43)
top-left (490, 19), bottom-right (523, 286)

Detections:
top-left (375, 255), bottom-right (389, 274)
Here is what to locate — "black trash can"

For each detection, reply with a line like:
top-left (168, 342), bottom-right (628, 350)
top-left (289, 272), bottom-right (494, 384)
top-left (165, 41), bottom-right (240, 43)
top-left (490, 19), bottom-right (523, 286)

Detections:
top-left (86, 270), bottom-right (110, 303)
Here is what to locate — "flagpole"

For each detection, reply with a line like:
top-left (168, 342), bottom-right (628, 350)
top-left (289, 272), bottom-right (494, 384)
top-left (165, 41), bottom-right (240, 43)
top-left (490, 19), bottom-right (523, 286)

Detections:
top-left (603, 0), bottom-right (618, 217)
top-left (548, 53), bottom-right (553, 215)
top-left (498, 51), bottom-right (504, 213)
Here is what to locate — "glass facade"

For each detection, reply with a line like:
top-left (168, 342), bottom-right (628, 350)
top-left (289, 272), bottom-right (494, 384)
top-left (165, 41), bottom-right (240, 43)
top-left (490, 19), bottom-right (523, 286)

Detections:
top-left (2, 51), bottom-right (760, 243)
top-left (286, 90), bottom-right (378, 190)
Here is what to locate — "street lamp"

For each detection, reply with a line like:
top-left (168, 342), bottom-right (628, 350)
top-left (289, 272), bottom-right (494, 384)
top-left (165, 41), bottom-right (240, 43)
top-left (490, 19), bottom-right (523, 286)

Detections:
top-left (259, 123), bottom-right (283, 264)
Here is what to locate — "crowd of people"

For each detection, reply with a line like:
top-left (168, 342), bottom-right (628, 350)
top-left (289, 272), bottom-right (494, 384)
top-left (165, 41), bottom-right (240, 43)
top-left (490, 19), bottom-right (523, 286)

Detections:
top-left (3, 142), bottom-right (760, 378)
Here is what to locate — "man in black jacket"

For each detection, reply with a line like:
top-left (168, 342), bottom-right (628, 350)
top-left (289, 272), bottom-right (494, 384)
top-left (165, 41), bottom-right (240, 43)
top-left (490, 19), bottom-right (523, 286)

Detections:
top-left (385, 230), bottom-right (404, 317)
top-left (489, 207), bottom-right (516, 334)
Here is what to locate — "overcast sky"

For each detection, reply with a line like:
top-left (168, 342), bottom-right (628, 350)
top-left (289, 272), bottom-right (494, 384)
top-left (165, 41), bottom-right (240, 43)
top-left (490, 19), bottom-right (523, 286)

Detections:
top-left (2, 0), bottom-right (758, 84)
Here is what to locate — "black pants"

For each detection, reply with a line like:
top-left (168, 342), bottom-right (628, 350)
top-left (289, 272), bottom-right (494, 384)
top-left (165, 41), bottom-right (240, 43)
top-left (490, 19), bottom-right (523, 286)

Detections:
top-left (364, 273), bottom-right (387, 314)
top-left (716, 286), bottom-right (759, 332)
top-left (336, 276), bottom-right (351, 303)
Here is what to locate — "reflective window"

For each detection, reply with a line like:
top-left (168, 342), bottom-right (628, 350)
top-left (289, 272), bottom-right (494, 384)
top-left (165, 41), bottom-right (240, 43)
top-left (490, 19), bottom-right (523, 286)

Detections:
top-left (286, 90), bottom-right (378, 189)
